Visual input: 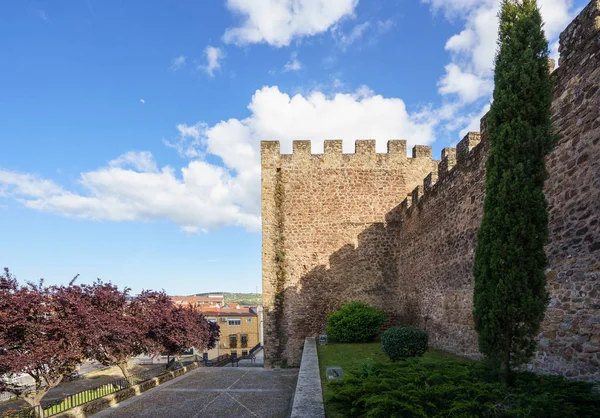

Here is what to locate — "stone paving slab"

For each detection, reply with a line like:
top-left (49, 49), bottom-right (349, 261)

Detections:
top-left (94, 367), bottom-right (298, 418)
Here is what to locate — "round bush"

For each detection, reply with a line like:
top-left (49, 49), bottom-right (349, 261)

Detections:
top-left (381, 326), bottom-right (428, 361)
top-left (326, 302), bottom-right (386, 343)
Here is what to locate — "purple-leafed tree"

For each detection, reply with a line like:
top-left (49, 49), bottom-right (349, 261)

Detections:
top-left (148, 305), bottom-right (219, 364)
top-left (0, 269), bottom-right (89, 414)
top-left (82, 281), bottom-right (161, 379)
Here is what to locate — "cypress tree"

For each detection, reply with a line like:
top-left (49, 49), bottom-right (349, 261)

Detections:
top-left (472, 0), bottom-right (556, 384)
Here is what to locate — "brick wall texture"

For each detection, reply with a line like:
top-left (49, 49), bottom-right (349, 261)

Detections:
top-left (261, 0), bottom-right (600, 381)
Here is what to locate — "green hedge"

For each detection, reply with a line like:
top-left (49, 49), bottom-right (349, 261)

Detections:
top-left (381, 326), bottom-right (428, 361)
top-left (326, 302), bottom-right (386, 343)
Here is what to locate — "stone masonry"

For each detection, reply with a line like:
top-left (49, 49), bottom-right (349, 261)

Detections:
top-left (261, 0), bottom-right (600, 380)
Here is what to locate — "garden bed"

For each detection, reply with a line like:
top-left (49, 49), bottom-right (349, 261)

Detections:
top-left (317, 342), bottom-right (600, 417)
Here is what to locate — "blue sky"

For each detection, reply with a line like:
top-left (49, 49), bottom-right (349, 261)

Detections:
top-left (0, 0), bottom-right (584, 295)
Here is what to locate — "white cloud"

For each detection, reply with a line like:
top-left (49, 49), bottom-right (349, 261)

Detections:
top-left (333, 21), bottom-right (371, 48)
top-left (424, 0), bottom-right (576, 136)
top-left (163, 123), bottom-right (207, 158)
top-left (203, 46), bottom-right (224, 77)
top-left (109, 151), bottom-right (158, 173)
top-left (377, 19), bottom-right (394, 33)
top-left (283, 52), bottom-right (302, 72)
top-left (458, 103), bottom-right (490, 139)
top-left (445, 29), bottom-right (476, 53)
top-left (139, 98), bottom-right (145, 104)
top-left (38, 10), bottom-right (50, 23)
top-left (0, 85), bottom-right (438, 232)
top-left (332, 18), bottom-right (393, 50)
top-left (222, 0), bottom-right (358, 47)
top-left (438, 63), bottom-right (493, 104)
top-left (0, 162), bottom-right (260, 232)
top-left (170, 55), bottom-right (186, 71)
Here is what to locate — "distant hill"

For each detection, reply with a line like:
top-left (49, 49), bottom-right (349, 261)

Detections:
top-left (194, 292), bottom-right (262, 306)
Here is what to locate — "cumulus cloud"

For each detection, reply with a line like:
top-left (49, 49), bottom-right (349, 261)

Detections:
top-left (222, 0), bottom-right (358, 47)
top-left (0, 157), bottom-right (260, 232)
top-left (424, 0), bottom-right (576, 135)
top-left (0, 86), bottom-right (438, 232)
top-left (170, 55), bottom-right (186, 71)
top-left (283, 52), bottom-right (302, 72)
top-left (438, 63), bottom-right (494, 104)
top-left (203, 46), bottom-right (224, 77)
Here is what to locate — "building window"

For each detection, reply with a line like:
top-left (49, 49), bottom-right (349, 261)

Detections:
top-left (246, 318), bottom-right (252, 323)
top-left (228, 319), bottom-right (241, 326)
top-left (241, 334), bottom-right (248, 348)
top-left (231, 350), bottom-right (237, 358)
top-left (242, 350), bottom-right (248, 356)
top-left (220, 317), bottom-right (228, 322)
top-left (229, 334), bottom-right (237, 348)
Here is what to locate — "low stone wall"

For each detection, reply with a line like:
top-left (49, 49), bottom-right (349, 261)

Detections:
top-left (290, 338), bottom-right (325, 418)
top-left (55, 363), bottom-right (200, 418)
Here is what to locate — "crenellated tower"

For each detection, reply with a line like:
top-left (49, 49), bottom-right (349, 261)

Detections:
top-left (261, 139), bottom-right (437, 366)
top-left (261, 0), bottom-right (600, 380)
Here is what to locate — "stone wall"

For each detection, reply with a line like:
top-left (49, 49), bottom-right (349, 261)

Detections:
top-left (534, 0), bottom-right (600, 379)
top-left (393, 0), bottom-right (599, 380)
top-left (261, 0), bottom-right (600, 379)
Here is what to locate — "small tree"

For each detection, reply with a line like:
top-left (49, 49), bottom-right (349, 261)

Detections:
top-left (0, 269), bottom-right (88, 415)
top-left (473, 0), bottom-right (555, 383)
top-left (148, 306), bottom-right (218, 364)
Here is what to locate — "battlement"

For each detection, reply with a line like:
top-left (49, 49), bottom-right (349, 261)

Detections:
top-left (397, 130), bottom-right (485, 216)
top-left (557, 0), bottom-right (600, 68)
top-left (262, 0), bottom-right (600, 380)
top-left (261, 139), bottom-right (436, 169)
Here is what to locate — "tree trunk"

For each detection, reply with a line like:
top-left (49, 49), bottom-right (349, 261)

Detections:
top-left (116, 361), bottom-right (134, 388)
top-left (117, 361), bottom-right (131, 379)
top-left (23, 392), bottom-right (47, 418)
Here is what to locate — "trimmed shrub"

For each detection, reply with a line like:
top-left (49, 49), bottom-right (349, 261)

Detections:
top-left (326, 302), bottom-right (386, 343)
top-left (381, 326), bottom-right (428, 361)
top-left (327, 359), bottom-right (600, 417)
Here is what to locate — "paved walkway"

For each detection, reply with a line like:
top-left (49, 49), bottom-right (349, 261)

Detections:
top-left (94, 366), bottom-right (298, 418)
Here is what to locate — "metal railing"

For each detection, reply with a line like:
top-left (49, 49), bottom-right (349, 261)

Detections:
top-left (3, 352), bottom-right (234, 418)
top-left (4, 364), bottom-right (168, 418)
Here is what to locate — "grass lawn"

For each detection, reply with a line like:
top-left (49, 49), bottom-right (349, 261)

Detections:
top-left (317, 342), bottom-right (600, 417)
top-left (318, 341), bottom-right (470, 382)
top-left (317, 342), bottom-right (471, 417)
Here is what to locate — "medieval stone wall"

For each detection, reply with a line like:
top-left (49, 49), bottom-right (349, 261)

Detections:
top-left (261, 0), bottom-right (600, 379)
top-left (392, 0), bottom-right (599, 380)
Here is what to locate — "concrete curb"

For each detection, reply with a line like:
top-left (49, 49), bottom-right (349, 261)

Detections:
top-left (290, 338), bottom-right (325, 418)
